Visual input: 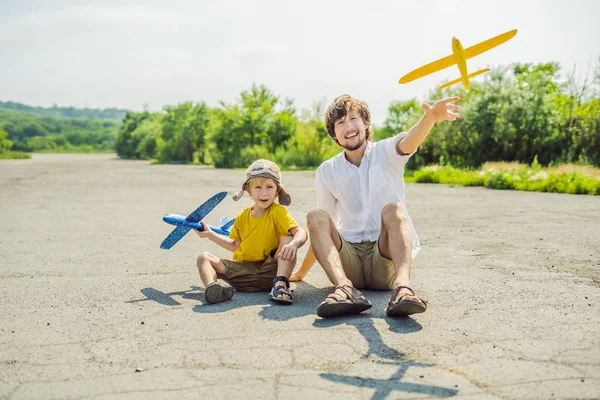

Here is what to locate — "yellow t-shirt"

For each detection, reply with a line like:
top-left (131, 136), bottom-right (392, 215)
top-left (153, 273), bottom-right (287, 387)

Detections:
top-left (229, 203), bottom-right (298, 262)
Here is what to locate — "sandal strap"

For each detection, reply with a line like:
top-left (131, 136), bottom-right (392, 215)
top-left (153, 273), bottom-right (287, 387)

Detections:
top-left (390, 286), bottom-right (428, 305)
top-left (326, 285), bottom-right (366, 302)
top-left (272, 285), bottom-right (292, 299)
top-left (394, 285), bottom-right (415, 296)
top-left (273, 276), bottom-right (290, 288)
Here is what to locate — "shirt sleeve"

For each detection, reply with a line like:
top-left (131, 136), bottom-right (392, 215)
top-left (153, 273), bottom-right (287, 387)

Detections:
top-left (316, 165), bottom-right (339, 224)
top-left (273, 205), bottom-right (298, 237)
top-left (384, 132), bottom-right (417, 172)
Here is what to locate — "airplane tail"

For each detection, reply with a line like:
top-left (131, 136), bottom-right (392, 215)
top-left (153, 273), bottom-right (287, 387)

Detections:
top-left (438, 68), bottom-right (490, 90)
top-left (209, 217), bottom-right (235, 236)
top-left (219, 217), bottom-right (235, 231)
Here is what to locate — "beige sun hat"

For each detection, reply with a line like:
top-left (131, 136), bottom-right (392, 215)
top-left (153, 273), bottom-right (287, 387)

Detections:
top-left (232, 159), bottom-right (292, 206)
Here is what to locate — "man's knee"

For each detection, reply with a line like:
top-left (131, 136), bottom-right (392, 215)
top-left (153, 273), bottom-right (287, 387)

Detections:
top-left (381, 203), bottom-right (407, 225)
top-left (306, 209), bottom-right (330, 232)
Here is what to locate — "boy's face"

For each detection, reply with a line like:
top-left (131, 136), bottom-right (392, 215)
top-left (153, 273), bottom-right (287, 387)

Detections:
top-left (333, 108), bottom-right (367, 151)
top-left (247, 177), bottom-right (278, 211)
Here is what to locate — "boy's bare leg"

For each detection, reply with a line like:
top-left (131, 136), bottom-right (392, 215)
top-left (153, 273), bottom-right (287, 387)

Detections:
top-left (273, 235), bottom-right (294, 300)
top-left (378, 203), bottom-right (424, 304)
top-left (196, 251), bottom-right (228, 286)
top-left (306, 210), bottom-right (352, 291)
top-left (197, 252), bottom-right (233, 304)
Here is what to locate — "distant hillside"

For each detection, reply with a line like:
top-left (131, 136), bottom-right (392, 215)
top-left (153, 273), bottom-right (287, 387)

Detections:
top-left (0, 101), bottom-right (129, 121)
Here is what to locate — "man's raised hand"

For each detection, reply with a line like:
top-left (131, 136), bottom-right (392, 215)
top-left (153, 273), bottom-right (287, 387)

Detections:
top-left (422, 96), bottom-right (461, 122)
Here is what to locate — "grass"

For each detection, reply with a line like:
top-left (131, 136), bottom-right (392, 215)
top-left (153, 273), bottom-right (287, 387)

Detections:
top-left (0, 151), bottom-right (31, 159)
top-left (406, 162), bottom-right (600, 195)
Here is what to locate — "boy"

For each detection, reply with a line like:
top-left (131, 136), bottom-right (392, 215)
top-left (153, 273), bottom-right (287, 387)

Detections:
top-left (195, 159), bottom-right (307, 304)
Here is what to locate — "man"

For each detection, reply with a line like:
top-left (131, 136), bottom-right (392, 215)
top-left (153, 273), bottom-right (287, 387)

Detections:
top-left (296, 94), bottom-right (460, 318)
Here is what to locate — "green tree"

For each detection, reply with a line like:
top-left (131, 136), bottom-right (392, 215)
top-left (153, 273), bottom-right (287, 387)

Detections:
top-left (0, 128), bottom-right (12, 153)
top-left (378, 99), bottom-right (422, 140)
top-left (209, 85), bottom-right (297, 168)
top-left (158, 102), bottom-right (210, 163)
top-left (115, 111), bottom-right (152, 158)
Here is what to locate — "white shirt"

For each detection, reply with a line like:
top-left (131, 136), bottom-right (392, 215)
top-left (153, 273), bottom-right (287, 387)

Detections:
top-left (316, 132), bottom-right (421, 259)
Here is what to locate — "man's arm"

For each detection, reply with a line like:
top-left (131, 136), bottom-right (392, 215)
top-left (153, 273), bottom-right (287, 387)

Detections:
top-left (397, 96), bottom-right (460, 155)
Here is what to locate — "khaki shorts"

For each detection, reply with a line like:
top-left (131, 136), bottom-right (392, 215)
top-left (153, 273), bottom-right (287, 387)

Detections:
top-left (338, 237), bottom-right (395, 290)
top-left (218, 251), bottom-right (278, 292)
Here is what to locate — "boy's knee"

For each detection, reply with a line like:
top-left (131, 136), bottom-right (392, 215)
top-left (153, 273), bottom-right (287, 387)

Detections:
top-left (197, 251), bottom-right (212, 264)
top-left (381, 203), bottom-right (407, 224)
top-left (307, 209), bottom-right (329, 231)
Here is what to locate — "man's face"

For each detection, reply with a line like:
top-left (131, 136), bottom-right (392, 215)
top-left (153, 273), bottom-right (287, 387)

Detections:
top-left (333, 109), bottom-right (367, 151)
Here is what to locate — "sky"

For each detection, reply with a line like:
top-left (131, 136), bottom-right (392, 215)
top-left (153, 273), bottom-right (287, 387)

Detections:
top-left (1, 0), bottom-right (599, 124)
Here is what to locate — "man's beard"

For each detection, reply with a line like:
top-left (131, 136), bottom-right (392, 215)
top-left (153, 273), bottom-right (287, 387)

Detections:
top-left (342, 135), bottom-right (366, 151)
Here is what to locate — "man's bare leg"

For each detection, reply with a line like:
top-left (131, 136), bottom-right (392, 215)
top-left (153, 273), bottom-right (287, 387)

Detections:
top-left (307, 210), bottom-right (372, 317)
top-left (378, 203), bottom-right (425, 306)
top-left (306, 209), bottom-right (350, 287)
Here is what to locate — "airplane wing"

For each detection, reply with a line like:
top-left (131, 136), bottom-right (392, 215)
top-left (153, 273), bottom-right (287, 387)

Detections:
top-left (160, 225), bottom-right (192, 249)
top-left (185, 191), bottom-right (228, 223)
top-left (464, 29), bottom-right (517, 59)
top-left (399, 54), bottom-right (456, 84)
top-left (437, 68), bottom-right (490, 90)
top-left (399, 29), bottom-right (517, 84)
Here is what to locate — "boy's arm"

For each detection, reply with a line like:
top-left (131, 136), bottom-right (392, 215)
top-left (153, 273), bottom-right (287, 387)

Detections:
top-left (290, 244), bottom-right (316, 282)
top-left (205, 231), bottom-right (241, 253)
top-left (277, 225), bottom-right (307, 262)
top-left (195, 222), bottom-right (240, 253)
top-left (397, 96), bottom-right (460, 155)
top-left (288, 225), bottom-right (307, 249)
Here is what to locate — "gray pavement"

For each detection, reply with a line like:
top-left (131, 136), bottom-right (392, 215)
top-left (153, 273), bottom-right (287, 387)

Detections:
top-left (1, 153), bottom-right (599, 399)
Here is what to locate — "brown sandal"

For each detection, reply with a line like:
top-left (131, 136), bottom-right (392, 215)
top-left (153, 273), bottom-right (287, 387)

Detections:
top-left (204, 282), bottom-right (235, 304)
top-left (385, 285), bottom-right (427, 317)
top-left (316, 285), bottom-right (372, 318)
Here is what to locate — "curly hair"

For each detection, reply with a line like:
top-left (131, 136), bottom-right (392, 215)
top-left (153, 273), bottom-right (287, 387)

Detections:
top-left (325, 95), bottom-right (373, 144)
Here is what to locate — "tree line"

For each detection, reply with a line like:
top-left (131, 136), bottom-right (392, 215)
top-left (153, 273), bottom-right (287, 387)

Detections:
top-left (115, 61), bottom-right (600, 169)
top-left (0, 109), bottom-right (120, 152)
top-left (1, 61), bottom-right (599, 168)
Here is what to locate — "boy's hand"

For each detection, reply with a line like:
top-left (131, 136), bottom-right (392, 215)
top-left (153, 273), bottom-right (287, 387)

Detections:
top-left (278, 243), bottom-right (298, 262)
top-left (422, 96), bottom-right (460, 123)
top-left (194, 221), bottom-right (213, 239)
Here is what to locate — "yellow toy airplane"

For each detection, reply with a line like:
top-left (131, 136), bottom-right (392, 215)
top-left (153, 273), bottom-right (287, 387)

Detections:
top-left (399, 29), bottom-right (517, 90)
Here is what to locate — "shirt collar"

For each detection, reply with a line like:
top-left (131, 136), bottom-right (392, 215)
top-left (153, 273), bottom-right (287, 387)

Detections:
top-left (342, 140), bottom-right (373, 166)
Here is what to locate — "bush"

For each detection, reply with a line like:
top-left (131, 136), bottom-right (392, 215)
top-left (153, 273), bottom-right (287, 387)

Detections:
top-left (410, 164), bottom-right (600, 195)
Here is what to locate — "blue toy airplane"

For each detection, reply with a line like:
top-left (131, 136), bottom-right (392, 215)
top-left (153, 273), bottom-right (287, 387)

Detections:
top-left (160, 191), bottom-right (235, 250)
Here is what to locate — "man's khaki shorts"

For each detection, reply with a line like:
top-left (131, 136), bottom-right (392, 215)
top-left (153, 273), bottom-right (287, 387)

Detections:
top-left (218, 252), bottom-right (277, 292)
top-left (338, 237), bottom-right (395, 290)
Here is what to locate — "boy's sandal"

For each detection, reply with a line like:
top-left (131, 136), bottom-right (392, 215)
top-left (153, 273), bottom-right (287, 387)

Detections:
top-left (204, 282), bottom-right (235, 304)
top-left (270, 276), bottom-right (293, 305)
top-left (385, 285), bottom-right (427, 317)
top-left (316, 285), bottom-right (372, 318)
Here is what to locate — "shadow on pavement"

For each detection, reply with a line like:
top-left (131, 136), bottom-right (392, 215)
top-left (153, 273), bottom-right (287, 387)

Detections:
top-left (312, 290), bottom-right (456, 399)
top-left (320, 360), bottom-right (459, 399)
top-left (130, 284), bottom-right (457, 398)
top-left (127, 286), bottom-right (205, 306)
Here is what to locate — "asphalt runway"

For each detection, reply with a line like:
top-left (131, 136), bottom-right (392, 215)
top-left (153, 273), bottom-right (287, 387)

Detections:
top-left (1, 153), bottom-right (599, 399)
